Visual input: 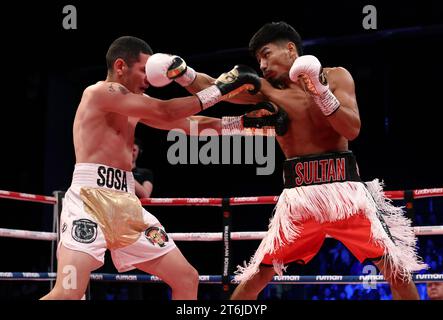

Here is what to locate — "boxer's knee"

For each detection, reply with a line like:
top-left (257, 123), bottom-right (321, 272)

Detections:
top-left (173, 265), bottom-right (199, 292)
top-left (184, 265), bottom-right (199, 289)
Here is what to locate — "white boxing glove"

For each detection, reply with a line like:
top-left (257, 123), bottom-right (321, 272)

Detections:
top-left (289, 55), bottom-right (340, 116)
top-left (145, 53), bottom-right (196, 87)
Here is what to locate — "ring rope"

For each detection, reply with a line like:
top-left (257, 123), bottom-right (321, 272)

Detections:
top-left (1, 226), bottom-right (442, 242)
top-left (0, 190), bottom-right (56, 204)
top-left (0, 272), bottom-right (441, 284)
top-left (1, 188), bottom-right (442, 205)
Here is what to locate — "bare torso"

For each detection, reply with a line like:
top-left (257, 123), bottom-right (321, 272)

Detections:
top-left (73, 81), bottom-right (139, 171)
top-left (262, 67), bottom-right (348, 159)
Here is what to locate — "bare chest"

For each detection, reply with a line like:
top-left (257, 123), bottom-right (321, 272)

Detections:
top-left (103, 113), bottom-right (137, 135)
top-left (271, 86), bottom-right (343, 157)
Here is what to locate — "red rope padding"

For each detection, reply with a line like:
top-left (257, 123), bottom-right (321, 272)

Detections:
top-left (413, 188), bottom-right (443, 199)
top-left (1, 187), bottom-right (442, 206)
top-left (142, 188), bottom-right (443, 205)
top-left (384, 189), bottom-right (443, 200)
top-left (140, 198), bottom-right (223, 206)
top-left (0, 190), bottom-right (56, 204)
top-left (382, 190), bottom-right (405, 200)
top-left (230, 196), bottom-right (280, 205)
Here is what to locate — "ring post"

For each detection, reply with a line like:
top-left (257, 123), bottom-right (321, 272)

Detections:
top-left (50, 191), bottom-right (65, 290)
top-left (221, 197), bottom-right (232, 299)
top-left (404, 189), bottom-right (415, 222)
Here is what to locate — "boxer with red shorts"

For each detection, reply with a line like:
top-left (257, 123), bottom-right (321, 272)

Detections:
top-left (239, 151), bottom-right (424, 287)
top-left (228, 23), bottom-right (428, 300)
top-left (148, 22), bottom-right (427, 300)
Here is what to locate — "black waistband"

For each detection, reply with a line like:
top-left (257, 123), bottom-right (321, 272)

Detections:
top-left (283, 151), bottom-right (361, 188)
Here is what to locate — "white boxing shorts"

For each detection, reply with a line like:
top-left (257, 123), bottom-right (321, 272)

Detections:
top-left (59, 163), bottom-right (176, 272)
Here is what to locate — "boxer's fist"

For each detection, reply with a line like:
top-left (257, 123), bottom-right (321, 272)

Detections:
top-left (243, 102), bottom-right (289, 136)
top-left (195, 65), bottom-right (261, 110)
top-left (221, 102), bottom-right (288, 136)
top-left (145, 53), bottom-right (174, 87)
top-left (167, 56), bottom-right (196, 87)
top-left (215, 65), bottom-right (261, 96)
top-left (289, 55), bottom-right (328, 95)
top-left (145, 53), bottom-right (196, 87)
top-left (289, 55), bottom-right (340, 116)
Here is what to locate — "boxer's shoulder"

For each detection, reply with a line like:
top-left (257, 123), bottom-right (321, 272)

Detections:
top-left (325, 67), bottom-right (354, 91)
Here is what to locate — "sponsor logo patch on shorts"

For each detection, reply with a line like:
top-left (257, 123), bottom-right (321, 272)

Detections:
top-left (145, 227), bottom-right (169, 247)
top-left (72, 219), bottom-right (97, 243)
top-left (61, 223), bottom-right (67, 233)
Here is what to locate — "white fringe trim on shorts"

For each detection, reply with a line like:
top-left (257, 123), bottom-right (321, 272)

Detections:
top-left (234, 179), bottom-right (427, 283)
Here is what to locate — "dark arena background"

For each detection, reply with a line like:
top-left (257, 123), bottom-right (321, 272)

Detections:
top-left (0, 0), bottom-right (442, 304)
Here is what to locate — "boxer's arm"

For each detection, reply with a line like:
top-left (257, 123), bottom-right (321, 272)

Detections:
top-left (183, 72), bottom-right (214, 93)
top-left (135, 180), bottom-right (153, 198)
top-left (98, 83), bottom-right (203, 121)
top-left (289, 56), bottom-right (360, 140)
top-left (185, 73), bottom-right (265, 105)
top-left (327, 67), bottom-right (361, 141)
top-left (98, 70), bottom-right (259, 121)
top-left (142, 181), bottom-right (153, 197)
top-left (140, 101), bottom-right (286, 136)
top-left (145, 54), bottom-right (265, 104)
top-left (139, 116), bottom-right (222, 135)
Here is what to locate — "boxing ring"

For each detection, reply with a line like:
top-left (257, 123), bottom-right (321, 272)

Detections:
top-left (1, 187), bottom-right (443, 299)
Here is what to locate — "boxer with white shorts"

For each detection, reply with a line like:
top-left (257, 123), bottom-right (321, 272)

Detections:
top-left (41, 35), bottom-right (260, 300)
top-left (59, 163), bottom-right (175, 273)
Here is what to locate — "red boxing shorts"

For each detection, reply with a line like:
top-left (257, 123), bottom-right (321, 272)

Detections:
top-left (235, 151), bottom-right (426, 282)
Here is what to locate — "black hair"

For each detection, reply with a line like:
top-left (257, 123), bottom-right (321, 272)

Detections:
top-left (106, 36), bottom-right (153, 71)
top-left (249, 21), bottom-right (303, 57)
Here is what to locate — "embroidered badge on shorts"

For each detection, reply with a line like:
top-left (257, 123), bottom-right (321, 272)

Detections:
top-left (72, 219), bottom-right (97, 243)
top-left (145, 227), bottom-right (169, 247)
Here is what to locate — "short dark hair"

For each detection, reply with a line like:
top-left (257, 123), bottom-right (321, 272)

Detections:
top-left (106, 36), bottom-right (153, 71)
top-left (249, 21), bottom-right (303, 57)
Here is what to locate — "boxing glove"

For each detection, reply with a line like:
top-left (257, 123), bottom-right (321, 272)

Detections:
top-left (196, 65), bottom-right (261, 110)
top-left (145, 53), bottom-right (196, 87)
top-left (221, 101), bottom-right (288, 136)
top-left (289, 55), bottom-right (340, 116)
